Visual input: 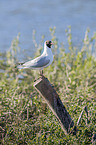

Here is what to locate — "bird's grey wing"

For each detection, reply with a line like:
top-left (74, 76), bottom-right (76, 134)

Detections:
top-left (24, 56), bottom-right (50, 68)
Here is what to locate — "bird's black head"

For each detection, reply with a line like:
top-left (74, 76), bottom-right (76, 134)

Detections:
top-left (46, 40), bottom-right (54, 48)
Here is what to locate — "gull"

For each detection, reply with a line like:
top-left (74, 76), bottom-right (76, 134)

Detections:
top-left (17, 40), bottom-right (54, 75)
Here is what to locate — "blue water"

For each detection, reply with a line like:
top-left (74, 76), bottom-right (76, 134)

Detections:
top-left (0, 0), bottom-right (96, 59)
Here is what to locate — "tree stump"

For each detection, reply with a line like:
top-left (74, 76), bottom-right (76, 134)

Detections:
top-left (34, 76), bottom-right (77, 135)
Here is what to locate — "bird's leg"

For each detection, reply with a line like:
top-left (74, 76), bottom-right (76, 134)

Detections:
top-left (40, 70), bottom-right (43, 76)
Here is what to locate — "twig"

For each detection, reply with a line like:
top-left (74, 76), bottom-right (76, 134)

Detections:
top-left (77, 106), bottom-right (89, 125)
top-left (84, 106), bottom-right (89, 124)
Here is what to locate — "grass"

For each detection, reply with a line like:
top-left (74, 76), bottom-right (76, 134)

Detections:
top-left (0, 27), bottom-right (96, 144)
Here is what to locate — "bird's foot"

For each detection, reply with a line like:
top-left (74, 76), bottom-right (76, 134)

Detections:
top-left (40, 70), bottom-right (44, 76)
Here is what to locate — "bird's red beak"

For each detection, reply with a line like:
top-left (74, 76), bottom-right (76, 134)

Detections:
top-left (51, 42), bottom-right (54, 45)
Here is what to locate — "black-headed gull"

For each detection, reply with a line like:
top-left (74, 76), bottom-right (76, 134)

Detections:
top-left (17, 40), bottom-right (54, 75)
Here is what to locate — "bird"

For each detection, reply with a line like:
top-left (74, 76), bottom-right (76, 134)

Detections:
top-left (17, 40), bottom-right (54, 75)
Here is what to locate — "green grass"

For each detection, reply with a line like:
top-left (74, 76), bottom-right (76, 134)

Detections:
top-left (0, 27), bottom-right (96, 144)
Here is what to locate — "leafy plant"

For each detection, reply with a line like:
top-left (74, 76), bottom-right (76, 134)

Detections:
top-left (0, 27), bottom-right (96, 144)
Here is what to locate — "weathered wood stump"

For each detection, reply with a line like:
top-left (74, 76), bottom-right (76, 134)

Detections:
top-left (34, 76), bottom-right (77, 135)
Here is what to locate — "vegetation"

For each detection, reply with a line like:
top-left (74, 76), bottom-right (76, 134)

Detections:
top-left (0, 27), bottom-right (96, 144)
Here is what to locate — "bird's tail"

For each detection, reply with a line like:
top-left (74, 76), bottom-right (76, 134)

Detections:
top-left (17, 65), bottom-right (24, 69)
top-left (15, 62), bottom-right (28, 69)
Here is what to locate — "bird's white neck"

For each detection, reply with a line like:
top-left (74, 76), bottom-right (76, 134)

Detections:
top-left (43, 43), bottom-right (52, 56)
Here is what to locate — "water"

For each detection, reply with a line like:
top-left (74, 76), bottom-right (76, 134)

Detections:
top-left (0, 0), bottom-right (96, 59)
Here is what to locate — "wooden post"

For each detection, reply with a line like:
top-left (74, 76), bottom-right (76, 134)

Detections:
top-left (34, 76), bottom-right (77, 135)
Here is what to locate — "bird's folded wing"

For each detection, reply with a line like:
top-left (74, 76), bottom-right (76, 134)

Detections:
top-left (23, 56), bottom-right (50, 68)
